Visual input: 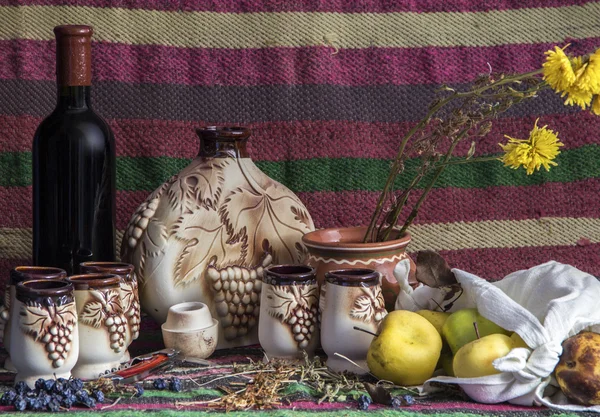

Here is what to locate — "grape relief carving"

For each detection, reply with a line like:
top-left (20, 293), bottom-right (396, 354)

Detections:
top-left (79, 289), bottom-right (127, 353)
top-left (120, 279), bottom-right (141, 340)
top-left (19, 302), bottom-right (77, 368)
top-left (350, 286), bottom-right (387, 324)
top-left (265, 284), bottom-right (319, 349)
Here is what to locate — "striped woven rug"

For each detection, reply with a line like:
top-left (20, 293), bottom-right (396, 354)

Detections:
top-left (0, 1), bottom-right (600, 414)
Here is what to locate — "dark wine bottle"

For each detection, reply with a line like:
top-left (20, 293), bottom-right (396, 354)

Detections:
top-left (32, 25), bottom-right (116, 274)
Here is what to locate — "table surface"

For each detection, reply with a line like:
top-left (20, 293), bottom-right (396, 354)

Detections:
top-left (1, 321), bottom-right (598, 417)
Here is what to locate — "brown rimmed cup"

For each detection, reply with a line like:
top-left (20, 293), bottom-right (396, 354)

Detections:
top-left (66, 273), bottom-right (126, 379)
top-left (2, 266), bottom-right (67, 372)
top-left (320, 268), bottom-right (387, 374)
top-left (80, 262), bottom-right (140, 346)
top-left (258, 265), bottom-right (320, 360)
top-left (11, 279), bottom-right (78, 387)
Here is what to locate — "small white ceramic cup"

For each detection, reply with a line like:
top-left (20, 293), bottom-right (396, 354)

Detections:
top-left (161, 302), bottom-right (218, 359)
top-left (259, 265), bottom-right (320, 360)
top-left (67, 273), bottom-right (126, 379)
top-left (320, 268), bottom-right (387, 374)
top-left (11, 279), bottom-right (79, 387)
top-left (2, 266), bottom-right (67, 372)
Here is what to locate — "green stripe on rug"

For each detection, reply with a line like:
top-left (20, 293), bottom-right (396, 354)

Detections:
top-left (2, 144), bottom-right (598, 191)
top-left (138, 388), bottom-right (222, 399)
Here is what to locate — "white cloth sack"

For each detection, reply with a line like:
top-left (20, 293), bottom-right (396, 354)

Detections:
top-left (396, 260), bottom-right (600, 411)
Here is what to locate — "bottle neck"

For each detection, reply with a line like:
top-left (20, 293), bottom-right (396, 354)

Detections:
top-left (57, 86), bottom-right (91, 110)
top-left (198, 138), bottom-right (249, 158)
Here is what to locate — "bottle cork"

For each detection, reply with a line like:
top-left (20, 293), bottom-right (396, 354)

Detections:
top-left (53, 25), bottom-right (93, 86)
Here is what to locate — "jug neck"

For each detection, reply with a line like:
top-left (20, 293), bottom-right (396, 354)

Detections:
top-left (196, 126), bottom-right (251, 158)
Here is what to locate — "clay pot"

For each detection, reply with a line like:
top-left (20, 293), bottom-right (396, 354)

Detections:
top-left (319, 269), bottom-right (387, 374)
top-left (1, 266), bottom-right (67, 371)
top-left (66, 273), bottom-right (127, 379)
top-left (258, 265), bottom-right (319, 360)
top-left (11, 279), bottom-right (78, 387)
top-left (120, 126), bottom-right (315, 348)
top-left (302, 226), bottom-right (413, 310)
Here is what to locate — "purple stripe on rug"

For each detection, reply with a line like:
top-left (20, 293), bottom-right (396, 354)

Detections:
top-left (297, 178), bottom-right (600, 230)
top-left (1, 39), bottom-right (599, 87)
top-left (47, 396), bottom-right (539, 412)
top-left (1, 113), bottom-right (597, 158)
top-left (0, 78), bottom-right (579, 122)
top-left (3, 178), bottom-right (599, 229)
top-left (0, 0), bottom-right (593, 13)
top-left (0, 258), bottom-right (30, 287)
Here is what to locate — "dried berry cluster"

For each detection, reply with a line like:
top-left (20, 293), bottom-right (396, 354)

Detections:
top-left (153, 376), bottom-right (182, 392)
top-left (0, 378), bottom-right (104, 411)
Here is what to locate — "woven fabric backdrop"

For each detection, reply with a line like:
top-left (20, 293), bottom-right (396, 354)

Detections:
top-left (1, 3), bottom-right (600, 283)
top-left (1, 1), bottom-right (600, 416)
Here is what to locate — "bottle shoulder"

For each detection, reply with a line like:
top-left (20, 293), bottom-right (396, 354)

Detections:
top-left (33, 108), bottom-right (114, 147)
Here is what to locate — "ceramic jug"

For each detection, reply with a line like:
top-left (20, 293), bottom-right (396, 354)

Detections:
top-left (121, 126), bottom-right (315, 348)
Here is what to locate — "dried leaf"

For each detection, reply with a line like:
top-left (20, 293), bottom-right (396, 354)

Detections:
top-left (415, 250), bottom-right (456, 288)
top-left (363, 382), bottom-right (392, 405)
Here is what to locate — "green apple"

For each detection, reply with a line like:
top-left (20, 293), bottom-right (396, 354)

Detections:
top-left (453, 333), bottom-right (513, 378)
top-left (439, 349), bottom-right (455, 376)
top-left (442, 308), bottom-right (510, 354)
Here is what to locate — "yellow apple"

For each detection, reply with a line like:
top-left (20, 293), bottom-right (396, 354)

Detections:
top-left (442, 308), bottom-right (511, 354)
top-left (453, 333), bottom-right (513, 378)
top-left (367, 310), bottom-right (442, 386)
top-left (510, 332), bottom-right (529, 349)
top-left (416, 310), bottom-right (451, 335)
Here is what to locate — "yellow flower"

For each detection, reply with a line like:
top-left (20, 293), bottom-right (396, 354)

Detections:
top-left (499, 120), bottom-right (564, 175)
top-left (573, 49), bottom-right (600, 94)
top-left (543, 45), bottom-right (577, 92)
top-left (592, 95), bottom-right (600, 115)
top-left (562, 84), bottom-right (593, 109)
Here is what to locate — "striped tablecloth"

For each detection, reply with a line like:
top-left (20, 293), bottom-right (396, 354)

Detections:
top-left (1, 322), bottom-right (599, 416)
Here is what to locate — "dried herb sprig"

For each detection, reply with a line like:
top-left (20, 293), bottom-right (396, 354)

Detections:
top-left (363, 69), bottom-right (546, 243)
top-left (176, 353), bottom-right (369, 411)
